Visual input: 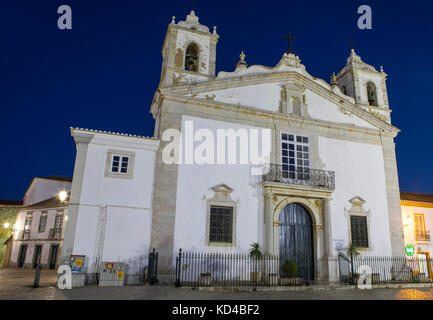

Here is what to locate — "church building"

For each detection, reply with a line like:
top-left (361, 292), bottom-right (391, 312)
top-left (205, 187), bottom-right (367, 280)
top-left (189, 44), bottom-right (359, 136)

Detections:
top-left (61, 10), bottom-right (404, 284)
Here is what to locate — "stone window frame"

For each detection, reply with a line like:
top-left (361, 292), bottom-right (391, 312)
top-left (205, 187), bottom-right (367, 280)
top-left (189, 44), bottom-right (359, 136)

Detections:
top-left (280, 131), bottom-right (311, 177)
top-left (38, 211), bottom-right (47, 233)
top-left (205, 184), bottom-right (238, 247)
top-left (184, 41), bottom-right (201, 73)
top-left (350, 215), bottom-right (369, 248)
top-left (345, 196), bottom-right (373, 252)
top-left (24, 212), bottom-right (33, 231)
top-left (104, 149), bottom-right (135, 180)
top-left (365, 81), bottom-right (379, 107)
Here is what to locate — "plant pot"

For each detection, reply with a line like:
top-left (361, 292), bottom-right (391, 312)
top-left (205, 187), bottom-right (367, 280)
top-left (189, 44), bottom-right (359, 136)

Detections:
top-left (279, 277), bottom-right (303, 286)
top-left (250, 271), bottom-right (262, 282)
top-left (198, 273), bottom-right (211, 286)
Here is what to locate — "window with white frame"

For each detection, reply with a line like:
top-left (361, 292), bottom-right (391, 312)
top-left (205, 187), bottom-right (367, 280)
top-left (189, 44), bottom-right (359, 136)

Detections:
top-left (110, 155), bottom-right (129, 174)
top-left (281, 133), bottom-right (310, 179)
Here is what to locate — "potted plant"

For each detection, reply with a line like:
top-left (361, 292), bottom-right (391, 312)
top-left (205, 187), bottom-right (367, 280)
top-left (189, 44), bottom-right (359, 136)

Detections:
top-left (346, 242), bottom-right (360, 258)
top-left (249, 243), bottom-right (262, 282)
top-left (280, 260), bottom-right (302, 285)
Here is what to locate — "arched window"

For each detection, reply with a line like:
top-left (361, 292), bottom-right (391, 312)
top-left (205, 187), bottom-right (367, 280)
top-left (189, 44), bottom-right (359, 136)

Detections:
top-left (185, 43), bottom-right (199, 72)
top-left (367, 82), bottom-right (378, 106)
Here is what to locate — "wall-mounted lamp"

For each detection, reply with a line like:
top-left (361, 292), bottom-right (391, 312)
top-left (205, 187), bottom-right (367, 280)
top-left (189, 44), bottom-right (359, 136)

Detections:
top-left (58, 190), bottom-right (68, 202)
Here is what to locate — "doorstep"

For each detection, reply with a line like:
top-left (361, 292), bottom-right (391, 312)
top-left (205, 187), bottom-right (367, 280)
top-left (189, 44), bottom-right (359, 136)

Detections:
top-left (179, 282), bottom-right (433, 292)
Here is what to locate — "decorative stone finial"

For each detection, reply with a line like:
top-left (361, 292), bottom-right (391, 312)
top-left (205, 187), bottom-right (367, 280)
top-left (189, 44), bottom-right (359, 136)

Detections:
top-left (171, 16), bottom-right (176, 24)
top-left (236, 50), bottom-right (248, 69)
top-left (239, 50), bottom-right (245, 62)
top-left (380, 65), bottom-right (384, 73)
top-left (213, 26), bottom-right (217, 35)
top-left (190, 10), bottom-right (196, 16)
top-left (330, 72), bottom-right (337, 85)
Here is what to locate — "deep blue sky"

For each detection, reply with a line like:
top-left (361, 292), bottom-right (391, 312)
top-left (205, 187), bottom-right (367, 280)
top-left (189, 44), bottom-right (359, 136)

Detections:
top-left (1, 1), bottom-right (432, 200)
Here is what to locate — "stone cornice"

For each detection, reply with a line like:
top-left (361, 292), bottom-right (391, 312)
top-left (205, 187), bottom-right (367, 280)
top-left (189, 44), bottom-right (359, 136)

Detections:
top-left (152, 71), bottom-right (399, 135)
top-left (161, 94), bottom-right (396, 138)
top-left (70, 128), bottom-right (160, 151)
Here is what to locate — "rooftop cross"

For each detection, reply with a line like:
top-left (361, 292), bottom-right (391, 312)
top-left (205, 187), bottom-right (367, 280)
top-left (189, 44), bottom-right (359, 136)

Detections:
top-left (283, 33), bottom-right (296, 54)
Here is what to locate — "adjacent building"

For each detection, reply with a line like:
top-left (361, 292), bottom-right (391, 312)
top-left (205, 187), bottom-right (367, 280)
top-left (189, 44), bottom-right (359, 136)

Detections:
top-left (401, 191), bottom-right (433, 277)
top-left (8, 176), bottom-right (71, 269)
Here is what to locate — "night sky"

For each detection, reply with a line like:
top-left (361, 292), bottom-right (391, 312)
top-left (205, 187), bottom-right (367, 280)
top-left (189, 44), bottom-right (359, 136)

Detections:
top-left (1, 1), bottom-right (432, 200)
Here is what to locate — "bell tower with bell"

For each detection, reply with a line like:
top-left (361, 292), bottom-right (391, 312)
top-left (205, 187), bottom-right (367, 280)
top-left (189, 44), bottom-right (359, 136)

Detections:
top-left (159, 10), bottom-right (219, 87)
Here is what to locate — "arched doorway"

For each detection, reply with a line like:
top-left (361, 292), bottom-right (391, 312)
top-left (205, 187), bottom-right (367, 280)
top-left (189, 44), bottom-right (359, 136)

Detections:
top-left (279, 203), bottom-right (314, 282)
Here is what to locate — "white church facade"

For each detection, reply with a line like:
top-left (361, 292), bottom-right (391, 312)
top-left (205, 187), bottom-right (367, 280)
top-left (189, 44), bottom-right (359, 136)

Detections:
top-left (61, 11), bottom-right (404, 284)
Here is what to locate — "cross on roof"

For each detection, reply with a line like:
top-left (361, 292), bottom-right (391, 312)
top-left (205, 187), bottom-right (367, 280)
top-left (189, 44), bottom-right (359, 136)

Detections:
top-left (283, 33), bottom-right (295, 54)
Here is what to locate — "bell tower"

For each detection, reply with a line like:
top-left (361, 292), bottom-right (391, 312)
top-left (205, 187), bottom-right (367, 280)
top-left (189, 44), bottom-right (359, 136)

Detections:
top-left (335, 50), bottom-right (389, 106)
top-left (159, 10), bottom-right (219, 87)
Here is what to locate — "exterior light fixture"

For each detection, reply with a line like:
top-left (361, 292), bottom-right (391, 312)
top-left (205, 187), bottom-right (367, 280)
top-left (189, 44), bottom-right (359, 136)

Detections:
top-left (58, 191), bottom-right (68, 202)
top-left (3, 222), bottom-right (10, 229)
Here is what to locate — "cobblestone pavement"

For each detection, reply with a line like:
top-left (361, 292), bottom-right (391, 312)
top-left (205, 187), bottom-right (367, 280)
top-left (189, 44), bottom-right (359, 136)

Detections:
top-left (1, 268), bottom-right (433, 300)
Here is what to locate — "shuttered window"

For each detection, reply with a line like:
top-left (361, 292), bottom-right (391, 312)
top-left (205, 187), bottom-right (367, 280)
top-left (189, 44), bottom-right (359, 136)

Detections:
top-left (350, 215), bottom-right (369, 248)
top-left (209, 206), bottom-right (233, 243)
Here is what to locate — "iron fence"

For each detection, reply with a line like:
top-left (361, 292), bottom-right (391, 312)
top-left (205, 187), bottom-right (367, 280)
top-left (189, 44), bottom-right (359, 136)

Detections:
top-left (175, 249), bottom-right (309, 287)
top-left (338, 254), bottom-right (433, 285)
top-left (262, 164), bottom-right (335, 190)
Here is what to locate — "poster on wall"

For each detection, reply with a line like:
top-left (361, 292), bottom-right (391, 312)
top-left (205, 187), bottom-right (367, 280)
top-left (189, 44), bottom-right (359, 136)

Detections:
top-left (70, 255), bottom-right (86, 273)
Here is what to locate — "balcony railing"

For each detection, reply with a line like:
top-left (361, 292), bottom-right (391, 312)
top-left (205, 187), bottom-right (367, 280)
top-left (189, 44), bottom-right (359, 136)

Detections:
top-left (416, 230), bottom-right (431, 242)
top-left (17, 230), bottom-right (31, 240)
top-left (49, 228), bottom-right (62, 240)
top-left (262, 164), bottom-right (335, 190)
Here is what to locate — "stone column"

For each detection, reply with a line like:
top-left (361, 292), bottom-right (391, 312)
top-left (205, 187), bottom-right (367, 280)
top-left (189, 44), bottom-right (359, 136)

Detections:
top-left (149, 102), bottom-right (183, 284)
top-left (263, 192), bottom-right (274, 254)
top-left (324, 197), bottom-right (338, 283)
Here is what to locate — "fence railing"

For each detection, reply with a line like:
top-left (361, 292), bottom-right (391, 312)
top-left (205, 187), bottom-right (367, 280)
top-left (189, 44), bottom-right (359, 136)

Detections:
top-left (175, 249), bottom-right (309, 287)
top-left (338, 254), bottom-right (433, 285)
top-left (262, 164), bottom-right (335, 190)
top-left (17, 230), bottom-right (31, 240)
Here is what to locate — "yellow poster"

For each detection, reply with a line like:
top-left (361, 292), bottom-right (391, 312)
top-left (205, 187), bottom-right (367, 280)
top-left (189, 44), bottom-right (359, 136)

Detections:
top-left (117, 271), bottom-right (124, 279)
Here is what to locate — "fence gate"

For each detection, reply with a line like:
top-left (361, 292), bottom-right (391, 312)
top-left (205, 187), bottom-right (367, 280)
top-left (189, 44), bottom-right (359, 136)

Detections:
top-left (338, 252), bottom-right (352, 284)
top-left (147, 248), bottom-right (159, 285)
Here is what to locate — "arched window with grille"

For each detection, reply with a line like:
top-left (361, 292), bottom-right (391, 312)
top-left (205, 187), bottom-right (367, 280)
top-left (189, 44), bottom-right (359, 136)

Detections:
top-left (185, 43), bottom-right (199, 72)
top-left (367, 82), bottom-right (378, 106)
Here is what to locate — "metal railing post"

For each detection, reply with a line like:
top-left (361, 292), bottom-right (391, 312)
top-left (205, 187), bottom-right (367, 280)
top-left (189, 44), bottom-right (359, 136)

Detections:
top-left (175, 248), bottom-right (182, 287)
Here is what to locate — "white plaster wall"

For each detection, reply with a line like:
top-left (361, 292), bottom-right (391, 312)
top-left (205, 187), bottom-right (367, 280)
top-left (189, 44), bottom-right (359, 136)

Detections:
top-left (69, 134), bottom-right (157, 277)
top-left (196, 84), bottom-right (376, 129)
top-left (318, 137), bottom-right (392, 256)
top-left (173, 115), bottom-right (265, 259)
top-left (174, 116), bottom-right (392, 259)
top-left (23, 179), bottom-right (71, 206)
top-left (197, 84), bottom-right (281, 112)
top-left (305, 90), bottom-right (376, 128)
